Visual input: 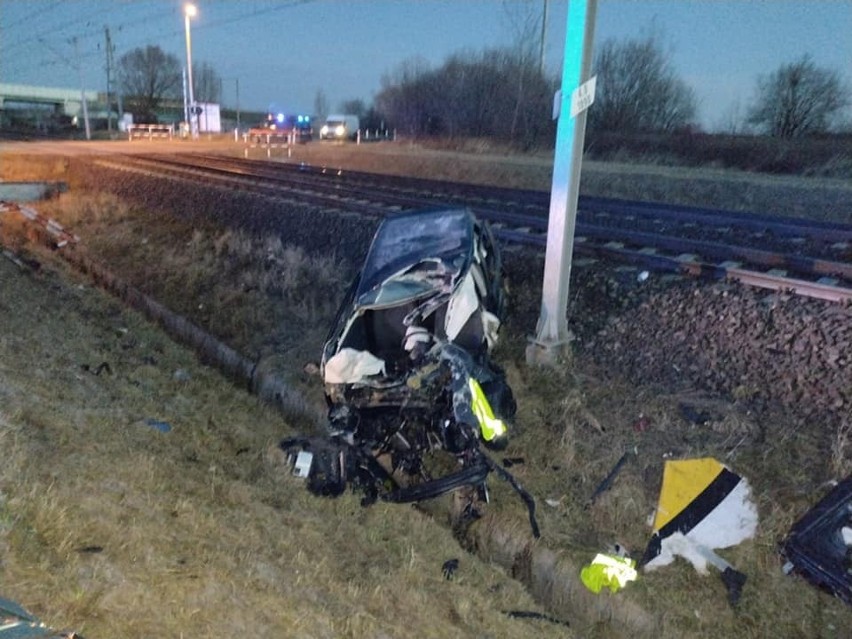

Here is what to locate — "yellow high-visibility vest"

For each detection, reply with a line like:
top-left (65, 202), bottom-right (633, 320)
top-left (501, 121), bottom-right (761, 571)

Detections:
top-left (580, 553), bottom-right (638, 593)
top-left (468, 378), bottom-right (507, 442)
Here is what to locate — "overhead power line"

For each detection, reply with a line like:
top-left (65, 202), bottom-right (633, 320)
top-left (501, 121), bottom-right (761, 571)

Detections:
top-left (1, 0), bottom-right (65, 31)
top-left (1, 0), bottom-right (316, 53)
top-left (1, 0), bottom-right (320, 85)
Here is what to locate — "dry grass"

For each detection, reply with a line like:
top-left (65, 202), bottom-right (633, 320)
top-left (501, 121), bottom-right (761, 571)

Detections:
top-left (831, 422), bottom-right (852, 478)
top-left (21, 194), bottom-right (347, 397)
top-left (2, 147), bottom-right (851, 638)
top-left (0, 255), bottom-right (570, 639)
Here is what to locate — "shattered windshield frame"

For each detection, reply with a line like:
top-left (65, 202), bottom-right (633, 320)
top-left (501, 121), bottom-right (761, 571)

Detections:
top-left (355, 208), bottom-right (473, 307)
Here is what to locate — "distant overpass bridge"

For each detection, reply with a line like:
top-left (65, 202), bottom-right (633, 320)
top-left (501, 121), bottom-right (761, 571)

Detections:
top-left (0, 83), bottom-right (102, 119)
top-left (0, 84), bottom-right (229, 133)
top-left (0, 83), bottom-right (105, 116)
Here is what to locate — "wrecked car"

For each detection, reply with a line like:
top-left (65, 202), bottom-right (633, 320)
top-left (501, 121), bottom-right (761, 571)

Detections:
top-left (283, 207), bottom-right (539, 535)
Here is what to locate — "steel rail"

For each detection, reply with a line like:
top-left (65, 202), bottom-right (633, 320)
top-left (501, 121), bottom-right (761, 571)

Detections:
top-left (95, 158), bottom-right (392, 218)
top-left (496, 228), bottom-right (852, 303)
top-left (103, 155), bottom-right (852, 302)
top-left (125, 154), bottom-right (451, 211)
top-left (186, 153), bottom-right (852, 241)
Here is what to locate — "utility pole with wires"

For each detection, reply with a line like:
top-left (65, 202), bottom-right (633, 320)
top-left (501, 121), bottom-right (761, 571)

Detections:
top-left (539, 0), bottom-right (549, 74)
top-left (104, 26), bottom-right (115, 133)
top-left (235, 77), bottom-right (240, 132)
top-left (39, 35), bottom-right (92, 139)
top-left (72, 37), bottom-right (92, 140)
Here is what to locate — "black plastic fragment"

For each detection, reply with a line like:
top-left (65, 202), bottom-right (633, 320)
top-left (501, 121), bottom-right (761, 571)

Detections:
top-left (442, 558), bottom-right (459, 580)
top-left (485, 455), bottom-right (541, 539)
top-left (80, 361), bottom-right (112, 376)
top-left (503, 610), bottom-right (570, 627)
top-left (678, 403), bottom-right (715, 424)
top-left (585, 450), bottom-right (632, 509)
top-left (76, 545), bottom-right (104, 554)
top-left (382, 462), bottom-right (490, 503)
top-left (780, 474), bottom-right (852, 605)
top-left (721, 566), bottom-right (747, 607)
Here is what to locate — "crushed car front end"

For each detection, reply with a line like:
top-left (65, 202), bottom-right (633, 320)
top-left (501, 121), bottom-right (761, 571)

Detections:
top-left (320, 207), bottom-right (513, 447)
top-left (283, 207), bottom-right (539, 535)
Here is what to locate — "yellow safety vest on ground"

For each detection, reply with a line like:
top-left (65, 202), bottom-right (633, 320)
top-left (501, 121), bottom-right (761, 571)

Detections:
top-left (468, 377), bottom-right (507, 443)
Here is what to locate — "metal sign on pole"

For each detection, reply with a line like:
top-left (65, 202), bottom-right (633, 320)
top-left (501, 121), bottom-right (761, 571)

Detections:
top-left (526, 0), bottom-right (598, 366)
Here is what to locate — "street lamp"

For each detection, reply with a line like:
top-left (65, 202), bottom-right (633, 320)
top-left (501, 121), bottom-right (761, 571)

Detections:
top-left (184, 3), bottom-right (197, 138)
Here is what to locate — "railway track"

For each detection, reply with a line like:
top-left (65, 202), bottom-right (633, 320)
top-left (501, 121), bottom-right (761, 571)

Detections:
top-left (96, 153), bottom-right (852, 302)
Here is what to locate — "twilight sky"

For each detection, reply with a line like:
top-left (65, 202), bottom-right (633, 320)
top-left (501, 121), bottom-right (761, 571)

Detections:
top-left (1, 0), bottom-right (849, 131)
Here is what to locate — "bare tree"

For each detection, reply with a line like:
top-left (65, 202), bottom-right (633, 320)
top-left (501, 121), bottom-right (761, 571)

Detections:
top-left (117, 45), bottom-right (181, 122)
top-left (589, 34), bottom-right (696, 133)
top-left (715, 98), bottom-right (745, 135)
top-left (500, 0), bottom-right (543, 68)
top-left (193, 61), bottom-right (221, 104)
top-left (500, 1), bottom-right (545, 142)
top-left (376, 57), bottom-right (432, 135)
top-left (313, 89), bottom-right (328, 120)
top-left (375, 49), bottom-right (554, 147)
top-left (339, 99), bottom-right (367, 119)
top-left (747, 55), bottom-right (850, 138)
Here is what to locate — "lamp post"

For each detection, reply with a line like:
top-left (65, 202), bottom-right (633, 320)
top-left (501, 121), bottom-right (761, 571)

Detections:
top-left (184, 3), bottom-right (197, 139)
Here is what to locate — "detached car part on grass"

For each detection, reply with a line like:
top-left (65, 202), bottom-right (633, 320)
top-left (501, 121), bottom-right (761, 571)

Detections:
top-left (282, 207), bottom-right (539, 536)
top-left (781, 474), bottom-right (852, 606)
top-left (0, 595), bottom-right (82, 638)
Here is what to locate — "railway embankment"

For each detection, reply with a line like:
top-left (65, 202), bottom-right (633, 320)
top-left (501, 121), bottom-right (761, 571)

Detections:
top-left (2, 145), bottom-right (850, 637)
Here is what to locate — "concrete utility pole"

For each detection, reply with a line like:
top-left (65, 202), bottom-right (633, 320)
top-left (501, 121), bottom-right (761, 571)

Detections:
top-left (235, 77), bottom-right (240, 131)
top-left (539, 0), bottom-right (549, 74)
top-left (182, 68), bottom-right (189, 130)
top-left (104, 26), bottom-right (115, 132)
top-left (72, 37), bottom-right (92, 140)
top-left (184, 4), bottom-right (198, 138)
top-left (526, 0), bottom-right (597, 366)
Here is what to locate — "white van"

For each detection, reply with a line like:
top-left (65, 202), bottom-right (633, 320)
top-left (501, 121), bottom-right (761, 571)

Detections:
top-left (319, 114), bottom-right (359, 141)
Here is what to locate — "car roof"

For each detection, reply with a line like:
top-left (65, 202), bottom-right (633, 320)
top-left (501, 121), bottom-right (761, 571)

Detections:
top-left (355, 208), bottom-right (475, 302)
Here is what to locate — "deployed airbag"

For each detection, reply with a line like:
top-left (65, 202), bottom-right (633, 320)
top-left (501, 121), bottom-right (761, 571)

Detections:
top-left (324, 347), bottom-right (386, 384)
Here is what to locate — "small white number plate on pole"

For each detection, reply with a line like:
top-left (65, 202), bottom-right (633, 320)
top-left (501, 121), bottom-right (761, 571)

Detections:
top-left (570, 75), bottom-right (597, 118)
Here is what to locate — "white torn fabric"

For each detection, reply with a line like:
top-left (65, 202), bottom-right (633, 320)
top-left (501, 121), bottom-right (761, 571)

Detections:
top-left (481, 309), bottom-right (501, 350)
top-left (645, 533), bottom-right (732, 575)
top-left (470, 262), bottom-right (488, 299)
top-left (445, 271), bottom-right (479, 341)
top-left (324, 348), bottom-right (386, 384)
top-left (403, 325), bottom-right (431, 352)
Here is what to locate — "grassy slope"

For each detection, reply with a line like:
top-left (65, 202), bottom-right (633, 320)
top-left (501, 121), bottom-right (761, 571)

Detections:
top-left (0, 241), bottom-right (570, 639)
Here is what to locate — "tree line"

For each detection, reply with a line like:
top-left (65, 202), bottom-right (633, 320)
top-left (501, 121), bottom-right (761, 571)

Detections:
top-left (118, 35), bottom-right (849, 142)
